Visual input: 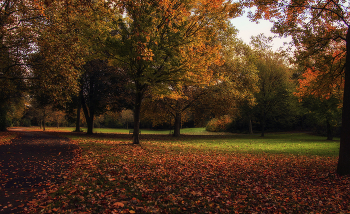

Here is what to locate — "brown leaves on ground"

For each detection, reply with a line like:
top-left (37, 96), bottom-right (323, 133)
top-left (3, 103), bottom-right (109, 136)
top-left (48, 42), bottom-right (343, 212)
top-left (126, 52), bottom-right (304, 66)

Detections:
top-left (0, 131), bottom-right (17, 145)
top-left (26, 139), bottom-right (350, 213)
top-left (0, 130), bottom-right (79, 213)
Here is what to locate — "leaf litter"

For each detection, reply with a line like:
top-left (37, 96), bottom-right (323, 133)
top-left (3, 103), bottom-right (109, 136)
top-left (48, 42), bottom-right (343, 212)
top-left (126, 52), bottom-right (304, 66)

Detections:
top-left (0, 131), bottom-right (79, 213)
top-left (24, 137), bottom-right (350, 213)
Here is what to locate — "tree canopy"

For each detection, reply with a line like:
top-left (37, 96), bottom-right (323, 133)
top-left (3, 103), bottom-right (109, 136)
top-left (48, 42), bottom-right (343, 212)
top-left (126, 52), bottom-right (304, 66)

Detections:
top-left (245, 0), bottom-right (350, 175)
top-left (105, 0), bottom-right (242, 144)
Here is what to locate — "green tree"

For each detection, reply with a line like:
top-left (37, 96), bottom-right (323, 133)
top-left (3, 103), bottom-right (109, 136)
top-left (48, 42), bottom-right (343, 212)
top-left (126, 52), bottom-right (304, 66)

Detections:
top-left (80, 59), bottom-right (132, 134)
top-left (250, 34), bottom-right (298, 137)
top-left (301, 96), bottom-right (342, 140)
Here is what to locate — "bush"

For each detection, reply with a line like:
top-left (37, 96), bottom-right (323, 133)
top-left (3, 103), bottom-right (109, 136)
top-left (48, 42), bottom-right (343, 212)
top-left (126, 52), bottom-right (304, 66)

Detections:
top-left (21, 118), bottom-right (31, 127)
top-left (206, 115), bottom-right (232, 132)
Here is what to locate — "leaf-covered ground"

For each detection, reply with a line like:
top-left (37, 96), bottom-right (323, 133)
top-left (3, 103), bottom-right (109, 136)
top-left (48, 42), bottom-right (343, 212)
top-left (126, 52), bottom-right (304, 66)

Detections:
top-left (25, 137), bottom-right (350, 213)
top-left (0, 130), bottom-right (17, 145)
top-left (0, 130), bottom-right (79, 213)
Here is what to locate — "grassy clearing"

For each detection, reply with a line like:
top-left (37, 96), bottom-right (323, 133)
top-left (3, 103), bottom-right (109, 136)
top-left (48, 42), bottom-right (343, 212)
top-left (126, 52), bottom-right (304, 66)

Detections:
top-left (25, 131), bottom-right (349, 213)
top-left (24, 127), bottom-right (226, 135)
top-left (56, 131), bottom-right (339, 157)
top-left (26, 126), bottom-right (341, 156)
top-left (187, 133), bottom-right (340, 157)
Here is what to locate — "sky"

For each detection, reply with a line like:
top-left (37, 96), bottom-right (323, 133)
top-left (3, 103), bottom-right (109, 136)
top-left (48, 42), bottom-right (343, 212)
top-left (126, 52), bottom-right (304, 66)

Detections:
top-left (230, 14), bottom-right (293, 52)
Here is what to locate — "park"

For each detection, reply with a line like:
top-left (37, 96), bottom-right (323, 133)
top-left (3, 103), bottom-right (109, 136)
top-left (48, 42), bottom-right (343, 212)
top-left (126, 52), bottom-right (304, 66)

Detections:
top-left (1, 0), bottom-right (350, 213)
top-left (0, 127), bottom-right (349, 213)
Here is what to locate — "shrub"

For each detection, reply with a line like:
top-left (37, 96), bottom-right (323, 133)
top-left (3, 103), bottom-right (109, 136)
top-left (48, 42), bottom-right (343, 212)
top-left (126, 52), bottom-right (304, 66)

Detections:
top-left (206, 115), bottom-right (232, 132)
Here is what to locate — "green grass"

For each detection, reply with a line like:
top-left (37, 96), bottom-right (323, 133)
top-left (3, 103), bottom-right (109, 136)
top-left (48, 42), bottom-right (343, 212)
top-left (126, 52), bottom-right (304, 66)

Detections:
top-left (26, 127), bottom-right (225, 135)
top-left (185, 133), bottom-right (340, 157)
top-left (25, 127), bottom-right (340, 157)
top-left (82, 127), bottom-right (217, 135)
top-left (54, 131), bottom-right (339, 158)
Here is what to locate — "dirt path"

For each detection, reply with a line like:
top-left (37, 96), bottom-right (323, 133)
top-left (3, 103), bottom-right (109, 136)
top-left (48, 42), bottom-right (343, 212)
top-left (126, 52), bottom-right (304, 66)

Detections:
top-left (0, 129), bottom-right (79, 214)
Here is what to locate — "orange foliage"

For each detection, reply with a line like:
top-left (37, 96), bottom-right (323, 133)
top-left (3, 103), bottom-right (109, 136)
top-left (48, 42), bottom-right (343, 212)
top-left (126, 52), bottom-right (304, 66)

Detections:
top-left (206, 115), bottom-right (232, 132)
top-left (294, 68), bottom-right (321, 100)
top-left (294, 67), bottom-right (344, 102)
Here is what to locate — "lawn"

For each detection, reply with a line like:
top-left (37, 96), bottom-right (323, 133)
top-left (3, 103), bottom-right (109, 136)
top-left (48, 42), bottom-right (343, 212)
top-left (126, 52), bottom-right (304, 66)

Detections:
top-left (25, 127), bottom-right (227, 135)
top-left (26, 130), bottom-right (350, 213)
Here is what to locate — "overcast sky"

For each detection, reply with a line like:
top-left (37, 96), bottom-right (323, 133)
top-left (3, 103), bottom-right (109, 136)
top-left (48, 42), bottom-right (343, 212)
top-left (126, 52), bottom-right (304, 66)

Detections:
top-left (230, 14), bottom-right (293, 51)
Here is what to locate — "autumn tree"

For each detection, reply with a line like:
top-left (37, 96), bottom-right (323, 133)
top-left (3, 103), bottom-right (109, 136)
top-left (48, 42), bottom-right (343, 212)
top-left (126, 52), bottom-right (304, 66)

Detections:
top-left (106, 0), bottom-right (242, 144)
top-left (142, 85), bottom-right (207, 136)
top-left (200, 35), bottom-right (259, 133)
top-left (31, 0), bottom-right (126, 134)
top-left (245, 0), bottom-right (350, 175)
top-left (7, 98), bottom-right (29, 126)
top-left (0, 0), bottom-right (86, 130)
top-left (120, 109), bottom-right (134, 129)
top-left (140, 22), bottom-right (258, 137)
top-left (31, 0), bottom-right (112, 103)
top-left (0, 0), bottom-right (45, 130)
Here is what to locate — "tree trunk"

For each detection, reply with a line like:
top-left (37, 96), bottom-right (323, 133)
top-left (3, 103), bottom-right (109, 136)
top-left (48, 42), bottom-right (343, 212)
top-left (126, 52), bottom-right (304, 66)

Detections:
top-left (133, 91), bottom-right (143, 144)
top-left (85, 106), bottom-right (94, 135)
top-left (326, 119), bottom-right (333, 141)
top-left (81, 92), bottom-right (94, 135)
top-left (0, 105), bottom-right (7, 131)
top-left (173, 112), bottom-right (181, 137)
top-left (86, 115), bottom-right (94, 134)
top-left (249, 119), bottom-right (253, 134)
top-left (43, 109), bottom-right (46, 131)
top-left (75, 94), bottom-right (81, 132)
top-left (337, 27), bottom-right (350, 175)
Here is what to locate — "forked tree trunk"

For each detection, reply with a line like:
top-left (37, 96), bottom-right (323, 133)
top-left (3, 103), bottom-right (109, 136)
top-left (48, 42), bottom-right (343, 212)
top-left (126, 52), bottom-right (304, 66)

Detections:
top-left (81, 92), bottom-right (94, 135)
top-left (173, 112), bottom-right (181, 137)
top-left (337, 27), bottom-right (350, 175)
